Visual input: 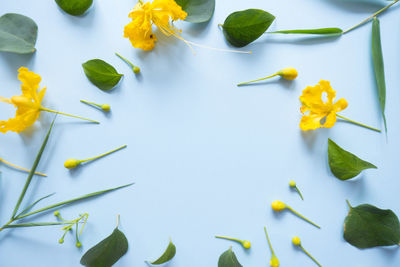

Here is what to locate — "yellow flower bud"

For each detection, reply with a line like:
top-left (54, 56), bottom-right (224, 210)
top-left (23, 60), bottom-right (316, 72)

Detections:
top-left (133, 66), bottom-right (141, 74)
top-left (58, 238), bottom-right (64, 244)
top-left (271, 201), bottom-right (286, 212)
top-left (270, 257), bottom-right (280, 267)
top-left (76, 241), bottom-right (82, 248)
top-left (242, 240), bottom-right (251, 249)
top-left (54, 210), bottom-right (60, 216)
top-left (289, 180), bottom-right (296, 187)
top-left (101, 104), bottom-right (111, 112)
top-left (64, 159), bottom-right (81, 169)
top-left (277, 68), bottom-right (298, 80)
top-left (292, 236), bottom-right (301, 246)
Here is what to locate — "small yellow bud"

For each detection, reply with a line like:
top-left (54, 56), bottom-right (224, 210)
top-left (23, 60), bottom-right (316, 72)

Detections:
top-left (289, 181), bottom-right (296, 187)
top-left (58, 238), bottom-right (64, 244)
top-left (242, 240), bottom-right (251, 249)
top-left (292, 236), bottom-right (301, 246)
top-left (64, 159), bottom-right (81, 169)
top-left (76, 241), bottom-right (82, 248)
top-left (271, 201), bottom-right (286, 212)
top-left (133, 66), bottom-right (141, 74)
top-left (277, 68), bottom-right (298, 80)
top-left (270, 257), bottom-right (280, 267)
top-left (54, 210), bottom-right (60, 216)
top-left (101, 104), bottom-right (111, 112)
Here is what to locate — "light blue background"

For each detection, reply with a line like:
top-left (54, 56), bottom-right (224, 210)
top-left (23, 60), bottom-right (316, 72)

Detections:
top-left (1, 0), bottom-right (400, 266)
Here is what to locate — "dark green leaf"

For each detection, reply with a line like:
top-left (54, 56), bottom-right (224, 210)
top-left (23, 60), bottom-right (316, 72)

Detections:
top-left (148, 239), bottom-right (176, 265)
top-left (270, 28), bottom-right (343, 35)
top-left (55, 0), bottom-right (93, 16)
top-left (175, 0), bottom-right (215, 23)
top-left (344, 201), bottom-right (400, 248)
top-left (218, 247), bottom-right (242, 267)
top-left (371, 17), bottom-right (387, 131)
top-left (80, 227), bottom-right (128, 267)
top-left (328, 139), bottom-right (376, 180)
top-left (0, 13), bottom-right (38, 54)
top-left (82, 59), bottom-right (123, 91)
top-left (222, 9), bottom-right (275, 47)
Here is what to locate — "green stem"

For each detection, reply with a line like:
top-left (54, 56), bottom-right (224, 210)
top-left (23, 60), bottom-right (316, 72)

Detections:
top-left (215, 235), bottom-right (243, 244)
top-left (346, 200), bottom-right (352, 209)
top-left (116, 53), bottom-right (135, 68)
top-left (264, 226), bottom-right (276, 256)
top-left (336, 114), bottom-right (381, 132)
top-left (40, 107), bottom-right (99, 124)
top-left (295, 186), bottom-right (304, 200)
top-left (300, 245), bottom-right (322, 267)
top-left (286, 206), bottom-right (320, 229)
top-left (80, 145), bottom-right (127, 163)
top-left (80, 100), bottom-right (102, 109)
top-left (343, 0), bottom-right (399, 34)
top-left (237, 73), bottom-right (279, 86)
top-left (0, 158), bottom-right (46, 177)
top-left (0, 219), bottom-right (14, 232)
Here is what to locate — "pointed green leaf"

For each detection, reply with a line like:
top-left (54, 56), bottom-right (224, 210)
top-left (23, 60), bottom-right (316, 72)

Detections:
top-left (328, 139), bottom-right (377, 180)
top-left (80, 227), bottom-right (128, 267)
top-left (344, 201), bottom-right (400, 248)
top-left (148, 239), bottom-right (176, 265)
top-left (55, 0), bottom-right (93, 16)
top-left (0, 13), bottom-right (38, 54)
top-left (222, 9), bottom-right (275, 47)
top-left (270, 28), bottom-right (343, 35)
top-left (371, 17), bottom-right (387, 131)
top-left (218, 247), bottom-right (242, 267)
top-left (82, 59), bottom-right (123, 91)
top-left (15, 193), bottom-right (55, 218)
top-left (175, 0), bottom-right (215, 23)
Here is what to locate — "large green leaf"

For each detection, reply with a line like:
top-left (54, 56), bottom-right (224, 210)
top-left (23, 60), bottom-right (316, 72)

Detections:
top-left (148, 239), bottom-right (176, 265)
top-left (55, 0), bottom-right (93, 16)
top-left (344, 201), bottom-right (400, 248)
top-left (218, 247), bottom-right (242, 267)
top-left (175, 0), bottom-right (215, 23)
top-left (82, 59), bottom-right (123, 91)
top-left (81, 227), bottom-right (128, 267)
top-left (0, 13), bottom-right (38, 54)
top-left (328, 139), bottom-right (377, 180)
top-left (270, 28), bottom-right (343, 35)
top-left (371, 17), bottom-right (387, 131)
top-left (222, 9), bottom-right (275, 47)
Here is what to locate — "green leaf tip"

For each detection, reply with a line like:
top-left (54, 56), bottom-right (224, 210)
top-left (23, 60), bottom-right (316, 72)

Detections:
top-left (147, 239), bottom-right (177, 265)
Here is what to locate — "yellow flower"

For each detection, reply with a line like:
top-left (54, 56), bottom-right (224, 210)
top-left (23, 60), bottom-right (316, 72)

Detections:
top-left (123, 0), bottom-right (187, 51)
top-left (299, 80), bottom-right (348, 131)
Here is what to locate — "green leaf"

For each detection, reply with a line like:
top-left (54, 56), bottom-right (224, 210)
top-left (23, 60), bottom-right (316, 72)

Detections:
top-left (371, 17), bottom-right (387, 131)
top-left (15, 193), bottom-right (55, 218)
top-left (218, 247), bottom-right (242, 267)
top-left (328, 139), bottom-right (377, 180)
top-left (0, 13), bottom-right (38, 54)
top-left (222, 9), bottom-right (275, 47)
top-left (55, 0), bottom-right (93, 16)
top-left (80, 227), bottom-right (128, 267)
top-left (344, 201), bottom-right (400, 248)
top-left (82, 59), bottom-right (123, 91)
top-left (270, 28), bottom-right (343, 35)
top-left (175, 0), bottom-right (215, 23)
top-left (148, 239), bottom-right (176, 265)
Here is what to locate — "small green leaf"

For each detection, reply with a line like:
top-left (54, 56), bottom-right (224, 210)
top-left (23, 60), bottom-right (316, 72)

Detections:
top-left (15, 193), bottom-right (55, 218)
top-left (81, 227), bottom-right (128, 267)
top-left (82, 59), bottom-right (123, 91)
top-left (270, 28), bottom-right (343, 35)
top-left (55, 0), bottom-right (93, 16)
top-left (148, 239), bottom-right (176, 265)
top-left (371, 17), bottom-right (387, 131)
top-left (175, 0), bottom-right (215, 23)
top-left (344, 201), bottom-right (400, 248)
top-left (0, 13), bottom-right (38, 54)
top-left (328, 139), bottom-right (376, 180)
top-left (218, 247), bottom-right (242, 267)
top-left (222, 9), bottom-right (275, 47)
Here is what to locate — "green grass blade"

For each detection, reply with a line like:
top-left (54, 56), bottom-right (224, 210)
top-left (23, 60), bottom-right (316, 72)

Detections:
top-left (2, 222), bottom-right (69, 228)
top-left (371, 17), bottom-right (387, 132)
top-left (16, 183), bottom-right (133, 219)
top-left (15, 193), bottom-right (55, 218)
top-left (11, 118), bottom-right (56, 219)
top-left (270, 28), bottom-right (343, 35)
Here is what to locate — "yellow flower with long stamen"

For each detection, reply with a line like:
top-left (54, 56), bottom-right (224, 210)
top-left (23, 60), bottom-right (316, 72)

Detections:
top-left (0, 67), bottom-right (99, 134)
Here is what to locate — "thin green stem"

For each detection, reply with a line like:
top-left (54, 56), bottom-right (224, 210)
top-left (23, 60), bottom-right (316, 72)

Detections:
top-left (237, 73), bottom-right (279, 86)
top-left (286, 206), bottom-right (320, 229)
top-left (40, 107), bottom-right (99, 124)
top-left (264, 226), bottom-right (275, 256)
top-left (0, 219), bottom-right (15, 232)
top-left (343, 0), bottom-right (399, 34)
top-left (295, 186), bottom-right (304, 200)
top-left (116, 53), bottom-right (135, 69)
top-left (80, 145), bottom-right (127, 163)
top-left (80, 100), bottom-right (102, 108)
top-left (336, 114), bottom-right (381, 132)
top-left (346, 200), bottom-right (352, 209)
top-left (300, 245), bottom-right (322, 267)
top-left (0, 158), bottom-right (47, 177)
top-left (215, 235), bottom-right (242, 244)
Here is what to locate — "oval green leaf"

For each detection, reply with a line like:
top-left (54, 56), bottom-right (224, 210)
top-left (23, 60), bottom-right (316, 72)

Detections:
top-left (344, 201), bottom-right (400, 248)
top-left (372, 17), bottom-right (387, 131)
top-left (175, 0), bottom-right (215, 23)
top-left (82, 59), bottom-right (123, 91)
top-left (222, 9), bottom-right (275, 47)
top-left (55, 0), bottom-right (93, 16)
top-left (270, 28), bottom-right (343, 35)
top-left (148, 239), bottom-right (176, 265)
top-left (80, 227), bottom-right (128, 267)
top-left (328, 139), bottom-right (377, 180)
top-left (0, 13), bottom-right (38, 54)
top-left (218, 247), bottom-right (242, 267)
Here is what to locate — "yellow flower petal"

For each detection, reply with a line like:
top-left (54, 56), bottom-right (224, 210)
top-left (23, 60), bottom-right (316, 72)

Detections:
top-left (300, 112), bottom-right (326, 131)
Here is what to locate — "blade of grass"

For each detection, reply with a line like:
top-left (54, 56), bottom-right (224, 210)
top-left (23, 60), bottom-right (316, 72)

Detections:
top-left (2, 222), bottom-right (70, 228)
top-left (269, 28), bottom-right (343, 35)
top-left (16, 183), bottom-right (134, 220)
top-left (11, 117), bottom-right (56, 219)
top-left (15, 193), bottom-right (55, 218)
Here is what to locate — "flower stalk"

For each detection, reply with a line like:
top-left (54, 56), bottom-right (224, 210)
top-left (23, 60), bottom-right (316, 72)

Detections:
top-left (336, 114), bottom-right (381, 132)
top-left (0, 158), bottom-right (46, 177)
top-left (115, 53), bottom-right (141, 74)
top-left (80, 100), bottom-right (110, 112)
top-left (40, 107), bottom-right (99, 124)
top-left (271, 201), bottom-right (320, 229)
top-left (215, 235), bottom-right (251, 249)
top-left (289, 181), bottom-right (304, 200)
top-left (264, 226), bottom-right (280, 267)
top-left (292, 237), bottom-right (322, 267)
